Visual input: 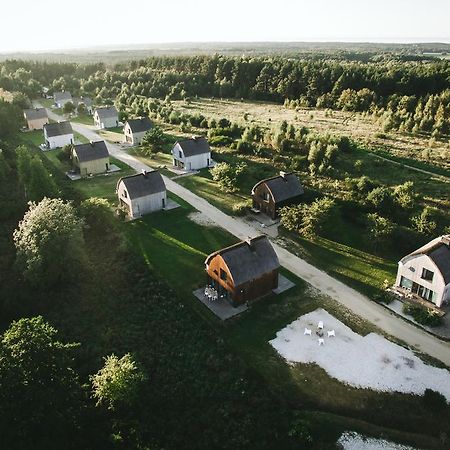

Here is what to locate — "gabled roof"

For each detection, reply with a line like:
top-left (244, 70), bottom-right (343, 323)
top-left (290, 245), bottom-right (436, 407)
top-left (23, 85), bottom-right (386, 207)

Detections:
top-left (205, 236), bottom-right (280, 287)
top-left (118, 170), bottom-right (165, 199)
top-left (54, 91), bottom-right (72, 102)
top-left (24, 108), bottom-right (48, 121)
top-left (74, 96), bottom-right (92, 107)
top-left (72, 141), bottom-right (109, 163)
top-left (402, 235), bottom-right (450, 284)
top-left (44, 121), bottom-right (73, 137)
top-left (252, 172), bottom-right (304, 203)
top-left (95, 106), bottom-right (118, 119)
top-left (126, 117), bottom-right (153, 134)
top-left (176, 136), bottom-right (210, 157)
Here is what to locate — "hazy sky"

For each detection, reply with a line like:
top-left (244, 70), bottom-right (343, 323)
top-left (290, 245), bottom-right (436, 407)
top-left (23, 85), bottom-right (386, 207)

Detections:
top-left (1, 0), bottom-right (449, 52)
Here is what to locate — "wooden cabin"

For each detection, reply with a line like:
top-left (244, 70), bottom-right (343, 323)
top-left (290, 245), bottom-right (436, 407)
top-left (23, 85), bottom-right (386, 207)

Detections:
top-left (251, 171), bottom-right (304, 220)
top-left (205, 236), bottom-right (280, 306)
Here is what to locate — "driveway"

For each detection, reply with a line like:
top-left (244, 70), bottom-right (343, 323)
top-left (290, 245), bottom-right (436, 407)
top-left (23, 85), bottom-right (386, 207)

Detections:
top-left (38, 103), bottom-right (450, 367)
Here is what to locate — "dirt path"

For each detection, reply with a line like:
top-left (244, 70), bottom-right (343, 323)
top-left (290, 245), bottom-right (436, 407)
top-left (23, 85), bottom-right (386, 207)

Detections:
top-left (368, 152), bottom-right (450, 183)
top-left (38, 103), bottom-right (450, 366)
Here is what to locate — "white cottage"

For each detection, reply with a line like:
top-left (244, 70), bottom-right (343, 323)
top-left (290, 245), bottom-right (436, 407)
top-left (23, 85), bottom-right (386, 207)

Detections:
top-left (43, 121), bottom-right (74, 149)
top-left (94, 106), bottom-right (119, 129)
top-left (124, 117), bottom-right (153, 145)
top-left (117, 170), bottom-right (166, 219)
top-left (171, 136), bottom-right (211, 171)
top-left (54, 91), bottom-right (73, 108)
top-left (395, 235), bottom-right (450, 308)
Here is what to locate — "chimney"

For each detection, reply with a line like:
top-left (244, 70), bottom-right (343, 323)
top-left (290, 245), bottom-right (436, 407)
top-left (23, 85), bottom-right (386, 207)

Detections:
top-left (443, 235), bottom-right (450, 247)
top-left (142, 169), bottom-right (147, 177)
top-left (279, 171), bottom-right (287, 179)
top-left (89, 140), bottom-right (95, 147)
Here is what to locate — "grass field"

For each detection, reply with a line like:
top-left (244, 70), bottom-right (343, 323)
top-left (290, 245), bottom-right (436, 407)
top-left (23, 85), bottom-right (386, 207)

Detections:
top-left (173, 98), bottom-right (450, 170)
top-left (98, 127), bottom-right (123, 142)
top-left (42, 148), bottom-right (134, 202)
top-left (71, 114), bottom-right (93, 125)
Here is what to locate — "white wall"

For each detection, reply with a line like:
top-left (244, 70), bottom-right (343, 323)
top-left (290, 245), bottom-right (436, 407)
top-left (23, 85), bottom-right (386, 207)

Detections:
top-left (396, 254), bottom-right (447, 307)
top-left (117, 181), bottom-right (166, 218)
top-left (171, 143), bottom-right (211, 170)
top-left (45, 133), bottom-right (74, 149)
top-left (94, 114), bottom-right (118, 129)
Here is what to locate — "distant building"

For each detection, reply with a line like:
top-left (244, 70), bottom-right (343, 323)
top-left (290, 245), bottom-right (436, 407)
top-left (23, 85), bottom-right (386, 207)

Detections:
top-left (395, 235), bottom-right (450, 308)
top-left (93, 106), bottom-right (119, 129)
top-left (251, 172), bottom-right (304, 220)
top-left (43, 121), bottom-right (74, 149)
top-left (74, 96), bottom-right (93, 115)
top-left (53, 91), bottom-right (73, 108)
top-left (23, 108), bottom-right (49, 130)
top-left (117, 170), bottom-right (166, 219)
top-left (171, 136), bottom-right (211, 171)
top-left (124, 117), bottom-right (153, 145)
top-left (205, 236), bottom-right (280, 306)
top-left (71, 140), bottom-right (110, 177)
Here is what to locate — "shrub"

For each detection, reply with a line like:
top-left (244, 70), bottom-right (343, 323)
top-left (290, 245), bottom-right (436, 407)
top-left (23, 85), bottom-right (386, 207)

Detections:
top-left (231, 201), bottom-right (250, 216)
top-left (373, 290), bottom-right (394, 304)
top-left (423, 389), bottom-right (448, 411)
top-left (402, 303), bottom-right (443, 327)
top-left (208, 135), bottom-right (234, 147)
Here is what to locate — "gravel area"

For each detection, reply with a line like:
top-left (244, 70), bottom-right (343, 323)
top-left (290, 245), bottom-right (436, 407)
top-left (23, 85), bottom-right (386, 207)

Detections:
top-left (270, 308), bottom-right (450, 400)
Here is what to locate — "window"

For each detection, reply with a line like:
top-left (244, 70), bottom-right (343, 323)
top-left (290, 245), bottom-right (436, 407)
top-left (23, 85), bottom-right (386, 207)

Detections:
top-left (259, 191), bottom-right (269, 201)
top-left (178, 150), bottom-right (183, 158)
top-left (220, 269), bottom-right (227, 282)
top-left (421, 268), bottom-right (434, 282)
top-left (123, 190), bottom-right (127, 198)
top-left (400, 276), bottom-right (412, 290)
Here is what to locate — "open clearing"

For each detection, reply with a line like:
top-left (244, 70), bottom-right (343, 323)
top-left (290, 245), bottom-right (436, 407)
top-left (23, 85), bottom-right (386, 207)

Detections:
top-left (338, 432), bottom-right (418, 450)
top-left (174, 98), bottom-right (449, 170)
top-left (270, 309), bottom-right (450, 400)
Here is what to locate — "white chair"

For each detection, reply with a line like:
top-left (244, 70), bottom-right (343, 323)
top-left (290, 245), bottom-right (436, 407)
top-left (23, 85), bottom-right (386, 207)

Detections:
top-left (318, 338), bottom-right (325, 346)
top-left (327, 330), bottom-right (335, 338)
top-left (318, 321), bottom-right (324, 330)
top-left (304, 328), bottom-right (312, 336)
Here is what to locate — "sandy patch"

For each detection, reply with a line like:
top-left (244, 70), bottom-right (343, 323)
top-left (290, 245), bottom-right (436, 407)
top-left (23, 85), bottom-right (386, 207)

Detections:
top-left (188, 211), bottom-right (216, 227)
top-left (269, 308), bottom-right (450, 401)
top-left (337, 432), bottom-right (419, 450)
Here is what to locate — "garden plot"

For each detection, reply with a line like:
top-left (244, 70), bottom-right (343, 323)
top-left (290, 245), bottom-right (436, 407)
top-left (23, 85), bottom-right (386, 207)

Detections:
top-left (270, 308), bottom-right (450, 401)
top-left (337, 432), bottom-right (418, 450)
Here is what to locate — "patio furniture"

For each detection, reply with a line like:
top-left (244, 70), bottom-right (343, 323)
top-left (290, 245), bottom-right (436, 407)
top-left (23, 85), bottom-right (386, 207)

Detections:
top-left (304, 328), bottom-right (312, 336)
top-left (327, 330), bottom-right (335, 338)
top-left (318, 338), bottom-right (324, 346)
top-left (318, 321), bottom-right (324, 330)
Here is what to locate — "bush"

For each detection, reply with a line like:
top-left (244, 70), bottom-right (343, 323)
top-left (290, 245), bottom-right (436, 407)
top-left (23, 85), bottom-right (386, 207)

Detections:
top-left (209, 135), bottom-right (234, 147)
top-left (373, 290), bottom-right (394, 304)
top-left (402, 303), bottom-right (443, 327)
top-left (231, 201), bottom-right (250, 216)
top-left (423, 389), bottom-right (448, 411)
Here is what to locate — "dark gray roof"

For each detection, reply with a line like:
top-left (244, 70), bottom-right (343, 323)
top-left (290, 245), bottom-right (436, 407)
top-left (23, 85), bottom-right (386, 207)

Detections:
top-left (176, 136), bottom-right (210, 157)
top-left (54, 91), bottom-right (72, 102)
top-left (126, 117), bottom-right (153, 134)
top-left (428, 241), bottom-right (450, 285)
top-left (118, 171), bottom-right (165, 199)
top-left (72, 141), bottom-right (109, 163)
top-left (253, 172), bottom-right (304, 203)
top-left (95, 106), bottom-right (118, 119)
top-left (206, 236), bottom-right (279, 287)
top-left (24, 108), bottom-right (48, 120)
top-left (44, 121), bottom-right (73, 137)
top-left (74, 96), bottom-right (92, 107)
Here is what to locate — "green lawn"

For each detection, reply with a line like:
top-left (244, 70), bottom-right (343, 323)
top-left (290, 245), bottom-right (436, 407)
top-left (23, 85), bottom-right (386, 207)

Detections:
top-left (42, 148), bottom-right (134, 202)
top-left (20, 129), bottom-right (44, 147)
top-left (74, 131), bottom-right (90, 144)
top-left (71, 114), bottom-right (93, 126)
top-left (125, 199), bottom-right (237, 319)
top-left (98, 128), bottom-right (123, 142)
top-left (127, 149), bottom-right (176, 178)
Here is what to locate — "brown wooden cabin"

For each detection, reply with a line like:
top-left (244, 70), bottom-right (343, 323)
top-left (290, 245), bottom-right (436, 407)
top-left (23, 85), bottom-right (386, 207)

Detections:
top-left (251, 171), bottom-right (304, 220)
top-left (205, 236), bottom-right (280, 306)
